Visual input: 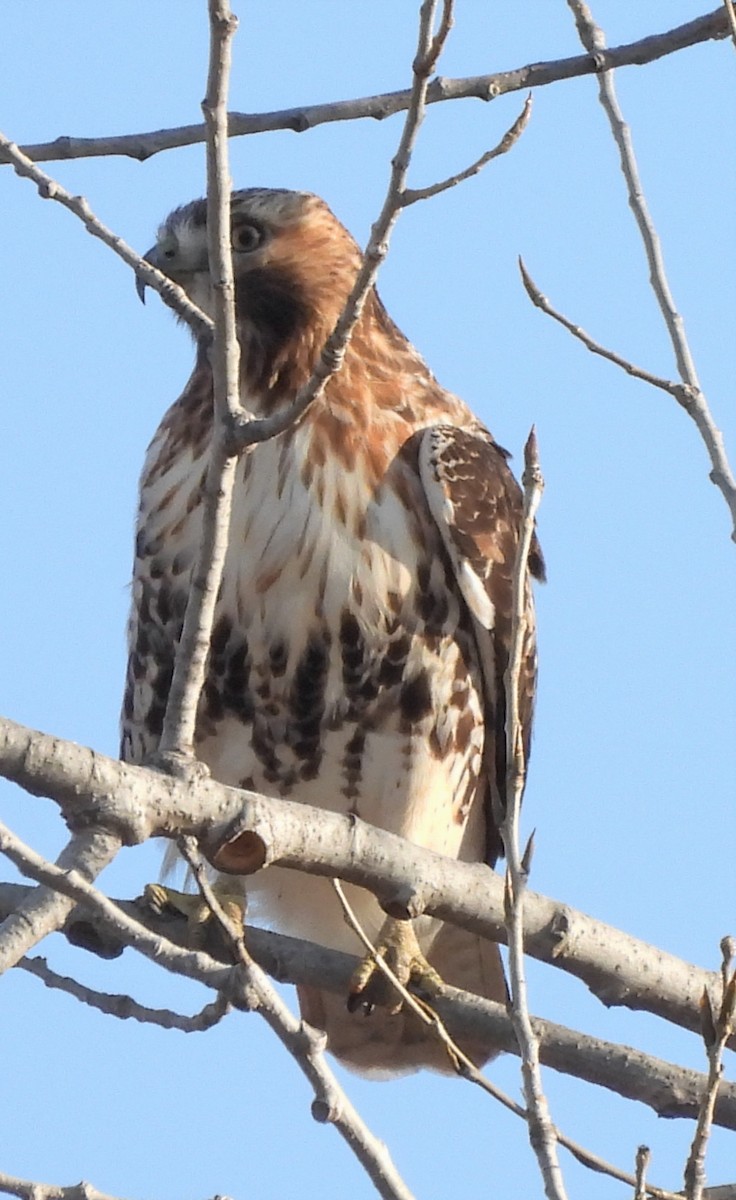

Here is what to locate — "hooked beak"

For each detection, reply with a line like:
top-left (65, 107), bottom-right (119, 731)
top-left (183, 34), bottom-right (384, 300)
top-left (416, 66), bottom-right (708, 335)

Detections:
top-left (135, 245), bottom-right (162, 305)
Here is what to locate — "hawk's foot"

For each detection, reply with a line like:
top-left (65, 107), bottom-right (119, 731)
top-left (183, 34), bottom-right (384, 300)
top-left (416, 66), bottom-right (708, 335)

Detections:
top-left (347, 916), bottom-right (443, 1016)
top-left (139, 882), bottom-right (245, 955)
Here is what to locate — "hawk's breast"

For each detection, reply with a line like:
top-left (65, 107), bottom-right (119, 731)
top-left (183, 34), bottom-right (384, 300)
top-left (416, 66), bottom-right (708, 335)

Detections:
top-left (124, 404), bottom-right (489, 948)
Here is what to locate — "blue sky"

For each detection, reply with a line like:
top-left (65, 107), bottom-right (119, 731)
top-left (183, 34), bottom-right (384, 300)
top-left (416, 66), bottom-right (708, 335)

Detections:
top-left (1, 3), bottom-right (735, 1198)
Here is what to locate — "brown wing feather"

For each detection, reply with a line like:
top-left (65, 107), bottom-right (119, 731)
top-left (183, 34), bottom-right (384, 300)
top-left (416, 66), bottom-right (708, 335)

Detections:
top-left (418, 424), bottom-right (545, 864)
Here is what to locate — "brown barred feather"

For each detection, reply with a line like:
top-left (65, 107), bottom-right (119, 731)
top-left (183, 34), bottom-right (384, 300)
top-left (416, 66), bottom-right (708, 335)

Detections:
top-left (122, 188), bottom-right (543, 1074)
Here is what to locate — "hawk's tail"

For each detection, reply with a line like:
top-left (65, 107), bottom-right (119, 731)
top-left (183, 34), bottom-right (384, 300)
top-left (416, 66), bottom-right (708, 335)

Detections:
top-left (297, 925), bottom-right (506, 1076)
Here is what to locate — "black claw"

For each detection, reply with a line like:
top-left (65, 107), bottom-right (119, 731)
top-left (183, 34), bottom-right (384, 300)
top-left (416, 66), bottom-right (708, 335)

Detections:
top-left (346, 992), bottom-right (374, 1017)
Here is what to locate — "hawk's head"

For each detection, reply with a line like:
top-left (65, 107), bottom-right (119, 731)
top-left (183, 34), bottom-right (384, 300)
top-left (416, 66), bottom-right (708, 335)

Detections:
top-left (138, 186), bottom-right (414, 407)
top-left (140, 187), bottom-right (363, 339)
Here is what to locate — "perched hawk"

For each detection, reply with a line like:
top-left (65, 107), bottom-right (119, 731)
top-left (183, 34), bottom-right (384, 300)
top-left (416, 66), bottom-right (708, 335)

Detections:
top-left (122, 188), bottom-right (544, 1074)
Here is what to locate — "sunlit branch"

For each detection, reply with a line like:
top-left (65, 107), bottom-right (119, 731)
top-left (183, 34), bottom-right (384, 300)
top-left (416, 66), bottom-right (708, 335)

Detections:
top-left (157, 0), bottom-right (241, 759)
top-left (500, 430), bottom-right (567, 1198)
top-left (181, 840), bottom-right (416, 1200)
top-left (3, 10), bottom-right (727, 166)
top-left (0, 132), bottom-right (211, 338)
top-left (565, 0), bottom-right (736, 540)
top-left (17, 954), bottom-right (231, 1032)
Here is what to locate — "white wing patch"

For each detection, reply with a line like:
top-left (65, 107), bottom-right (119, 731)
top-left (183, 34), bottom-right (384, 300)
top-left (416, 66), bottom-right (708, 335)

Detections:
top-left (418, 426), bottom-right (496, 630)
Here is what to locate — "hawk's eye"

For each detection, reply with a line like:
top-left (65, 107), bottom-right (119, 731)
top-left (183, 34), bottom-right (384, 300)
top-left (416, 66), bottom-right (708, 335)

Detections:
top-left (232, 221), bottom-right (264, 253)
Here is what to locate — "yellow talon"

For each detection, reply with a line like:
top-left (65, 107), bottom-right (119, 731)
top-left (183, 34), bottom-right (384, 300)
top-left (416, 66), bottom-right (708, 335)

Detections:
top-left (348, 917), bottom-right (443, 1016)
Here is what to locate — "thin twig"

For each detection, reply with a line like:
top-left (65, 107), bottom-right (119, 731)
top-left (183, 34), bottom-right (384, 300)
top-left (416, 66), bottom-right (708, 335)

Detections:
top-left (684, 939), bottom-right (736, 1199)
top-left (3, 9), bottom-right (727, 166)
top-left (331, 881), bottom-right (680, 1199)
top-left (17, 954), bottom-right (231, 1032)
top-left (0, 819), bottom-right (235, 990)
top-left (224, 0), bottom-right (459, 454)
top-left (157, 0), bottom-right (241, 758)
top-left (636, 1146), bottom-right (652, 1200)
top-left (402, 93), bottom-right (532, 205)
top-left (565, 0), bottom-right (736, 540)
top-left (179, 841), bottom-right (416, 1200)
top-left (519, 258), bottom-right (691, 400)
top-left (0, 132), bottom-right (212, 338)
top-left (332, 878), bottom-right (463, 1069)
top-left (501, 429), bottom-right (567, 1199)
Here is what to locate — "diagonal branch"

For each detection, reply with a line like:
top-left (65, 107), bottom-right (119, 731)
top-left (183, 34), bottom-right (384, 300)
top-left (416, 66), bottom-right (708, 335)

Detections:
top-left (0, 132), bottom-right (212, 338)
top-left (3, 9), bottom-right (727, 167)
top-left (223, 0), bottom-right (460, 455)
top-left (565, 0), bottom-right (736, 540)
top-left (331, 881), bottom-right (681, 1200)
top-left (402, 93), bottom-right (532, 206)
top-left (0, 826), bottom-right (121, 975)
top-left (158, 0), bottom-right (469, 755)
top-left (519, 258), bottom-right (690, 399)
top-left (180, 839), bottom-right (416, 1200)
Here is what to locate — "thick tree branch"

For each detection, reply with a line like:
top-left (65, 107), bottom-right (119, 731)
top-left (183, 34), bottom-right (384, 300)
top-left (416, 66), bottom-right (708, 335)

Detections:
top-left (0, 1173), bottom-right (131, 1200)
top-left (0, 715), bottom-right (725, 1044)
top-left (3, 868), bottom-right (736, 1140)
top-left (2, 10), bottom-right (727, 166)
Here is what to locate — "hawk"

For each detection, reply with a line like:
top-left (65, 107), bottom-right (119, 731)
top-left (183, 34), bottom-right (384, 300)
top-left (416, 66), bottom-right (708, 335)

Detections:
top-left (122, 188), bottom-right (544, 1074)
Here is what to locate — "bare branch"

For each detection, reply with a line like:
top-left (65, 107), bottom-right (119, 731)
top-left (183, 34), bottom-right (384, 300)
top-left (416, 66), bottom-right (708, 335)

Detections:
top-left (158, 0), bottom-right (463, 757)
top-left (332, 891), bottom-right (683, 1197)
top-left (0, 1171), bottom-right (128, 1200)
top-left (331, 881), bottom-right (679, 1197)
top-left (2, 872), bottom-right (736, 1135)
top-left (0, 714), bottom-right (727, 1045)
top-left (157, 0), bottom-right (241, 759)
top-left (684, 941), bottom-right (736, 1198)
top-left (519, 259), bottom-right (691, 398)
top-left (180, 840), bottom-right (416, 1200)
top-left (17, 954), bottom-right (231, 1032)
top-left (565, 0), bottom-right (736, 540)
top-left (402, 93), bottom-right (532, 206)
top-left (500, 431), bottom-right (567, 1198)
top-left (3, 10), bottom-right (728, 167)
top-left (0, 826), bottom-right (121, 975)
top-left (223, 0), bottom-right (456, 455)
top-left (332, 877), bottom-right (463, 1072)
top-left (635, 1146), bottom-right (651, 1200)
top-left (0, 132), bottom-right (212, 338)
top-left (723, 0), bottom-right (736, 47)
